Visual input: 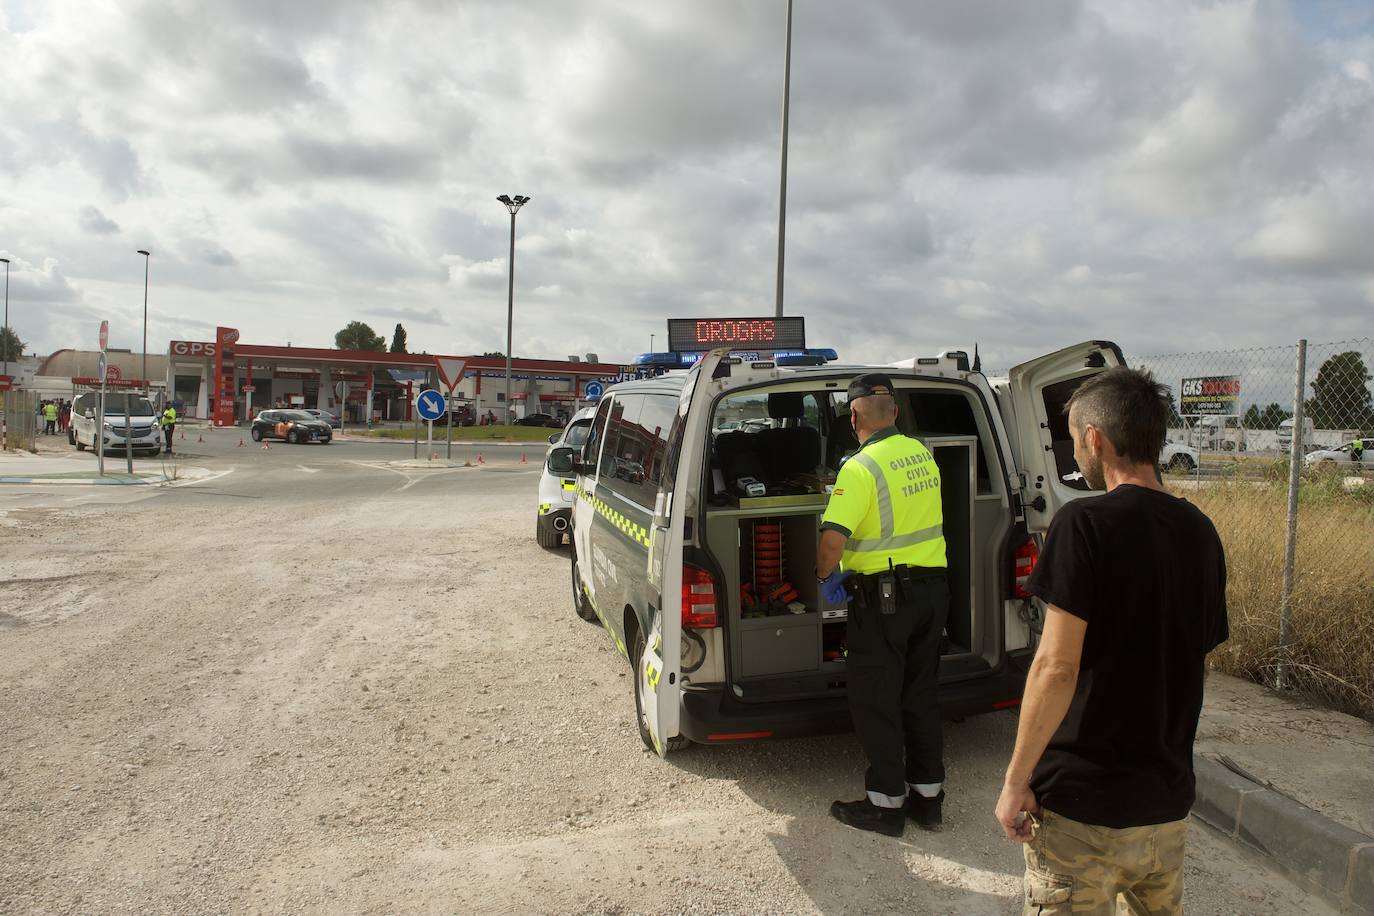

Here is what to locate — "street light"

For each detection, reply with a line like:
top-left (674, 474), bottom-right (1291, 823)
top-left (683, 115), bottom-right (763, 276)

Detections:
top-left (136, 249), bottom-right (150, 394)
top-left (1, 257), bottom-right (10, 381)
top-left (775, 0), bottom-right (794, 318)
top-left (496, 194), bottom-right (530, 423)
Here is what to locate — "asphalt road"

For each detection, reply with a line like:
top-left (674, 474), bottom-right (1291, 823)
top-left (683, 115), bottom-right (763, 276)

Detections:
top-left (0, 437), bottom-right (1335, 914)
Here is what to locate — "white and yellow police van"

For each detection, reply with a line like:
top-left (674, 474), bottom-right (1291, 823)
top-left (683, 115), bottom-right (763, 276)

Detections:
top-left (535, 406), bottom-right (596, 548)
top-left (546, 342), bottom-right (1123, 756)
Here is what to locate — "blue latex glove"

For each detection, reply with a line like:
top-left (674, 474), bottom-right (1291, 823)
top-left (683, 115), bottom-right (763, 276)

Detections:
top-left (820, 570), bottom-right (852, 605)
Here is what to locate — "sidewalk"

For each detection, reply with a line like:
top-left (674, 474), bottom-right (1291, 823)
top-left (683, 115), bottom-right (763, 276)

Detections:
top-left (1194, 673), bottom-right (1373, 910)
top-left (0, 451), bottom-right (209, 485)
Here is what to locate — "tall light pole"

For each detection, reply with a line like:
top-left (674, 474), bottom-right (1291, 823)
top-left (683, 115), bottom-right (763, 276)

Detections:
top-left (775, 0), bottom-right (794, 318)
top-left (1, 257), bottom-right (10, 381)
top-left (496, 195), bottom-right (529, 423)
top-left (650, 333), bottom-right (655, 354)
top-left (137, 249), bottom-right (150, 393)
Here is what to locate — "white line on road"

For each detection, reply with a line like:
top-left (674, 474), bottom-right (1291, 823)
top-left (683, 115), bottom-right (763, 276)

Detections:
top-left (296, 465), bottom-right (321, 474)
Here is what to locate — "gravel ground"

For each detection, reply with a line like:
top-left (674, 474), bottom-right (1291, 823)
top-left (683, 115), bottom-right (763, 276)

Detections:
top-left (0, 464), bottom-right (1333, 914)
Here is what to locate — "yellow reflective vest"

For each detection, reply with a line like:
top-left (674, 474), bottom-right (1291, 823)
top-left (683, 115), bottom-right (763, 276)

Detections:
top-left (43, 403), bottom-right (58, 421)
top-left (821, 427), bottom-right (947, 574)
top-left (162, 407), bottom-right (176, 425)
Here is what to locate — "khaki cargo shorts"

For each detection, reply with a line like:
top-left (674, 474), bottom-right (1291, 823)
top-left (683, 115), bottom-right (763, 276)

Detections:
top-left (1022, 808), bottom-right (1188, 915)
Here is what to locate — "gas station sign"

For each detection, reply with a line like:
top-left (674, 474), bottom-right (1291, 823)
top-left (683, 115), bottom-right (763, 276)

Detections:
top-left (211, 326), bottom-right (239, 427)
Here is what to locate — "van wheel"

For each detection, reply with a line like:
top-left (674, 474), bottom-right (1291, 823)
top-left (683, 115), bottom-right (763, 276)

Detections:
top-left (570, 556), bottom-right (598, 623)
top-left (75, 437), bottom-right (86, 451)
top-left (536, 518), bottom-right (561, 549)
top-left (632, 629), bottom-right (689, 755)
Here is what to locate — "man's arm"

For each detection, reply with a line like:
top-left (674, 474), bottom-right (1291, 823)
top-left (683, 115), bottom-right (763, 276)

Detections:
top-left (994, 605), bottom-right (1087, 841)
top-left (816, 529), bottom-right (846, 579)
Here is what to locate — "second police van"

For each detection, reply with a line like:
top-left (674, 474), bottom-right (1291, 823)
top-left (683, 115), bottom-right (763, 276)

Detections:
top-left (547, 341), bottom-right (1124, 756)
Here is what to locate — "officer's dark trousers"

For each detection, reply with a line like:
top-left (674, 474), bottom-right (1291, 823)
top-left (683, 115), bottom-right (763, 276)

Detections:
top-left (846, 570), bottom-right (949, 801)
top-left (164, 425), bottom-right (174, 452)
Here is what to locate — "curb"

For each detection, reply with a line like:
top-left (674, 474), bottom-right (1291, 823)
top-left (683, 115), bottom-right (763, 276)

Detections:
top-left (1193, 754), bottom-right (1373, 912)
top-left (0, 475), bottom-right (167, 486)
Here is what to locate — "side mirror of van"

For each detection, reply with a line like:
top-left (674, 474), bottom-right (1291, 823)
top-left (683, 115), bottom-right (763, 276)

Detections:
top-left (547, 446), bottom-right (576, 476)
top-left (547, 433), bottom-right (559, 445)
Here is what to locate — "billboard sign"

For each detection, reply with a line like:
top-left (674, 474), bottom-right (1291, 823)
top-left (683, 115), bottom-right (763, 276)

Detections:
top-left (170, 340), bottom-right (217, 357)
top-left (667, 316), bottom-right (806, 352)
top-left (1181, 376), bottom-right (1242, 415)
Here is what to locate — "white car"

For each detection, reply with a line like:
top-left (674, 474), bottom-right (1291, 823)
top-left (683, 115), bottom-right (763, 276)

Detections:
top-left (536, 406), bottom-right (596, 547)
top-left (1304, 438), bottom-right (1372, 471)
top-left (69, 392), bottom-right (163, 456)
top-left (1161, 442), bottom-right (1200, 472)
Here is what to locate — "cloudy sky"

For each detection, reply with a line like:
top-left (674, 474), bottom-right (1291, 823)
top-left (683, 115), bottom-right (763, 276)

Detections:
top-left (1, 0), bottom-right (1372, 370)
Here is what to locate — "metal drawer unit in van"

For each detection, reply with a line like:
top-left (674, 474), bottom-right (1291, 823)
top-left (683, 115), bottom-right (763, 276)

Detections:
top-left (704, 435), bottom-right (978, 687)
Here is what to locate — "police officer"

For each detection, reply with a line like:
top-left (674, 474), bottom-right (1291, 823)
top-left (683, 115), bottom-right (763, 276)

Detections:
top-left (162, 403), bottom-right (177, 454)
top-left (816, 373), bottom-right (949, 837)
top-left (43, 399), bottom-right (58, 435)
top-left (1351, 439), bottom-right (1364, 463)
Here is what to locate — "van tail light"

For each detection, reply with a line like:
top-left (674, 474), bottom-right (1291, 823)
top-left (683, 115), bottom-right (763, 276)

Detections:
top-left (1013, 538), bottom-right (1039, 600)
top-left (682, 563), bottom-right (720, 629)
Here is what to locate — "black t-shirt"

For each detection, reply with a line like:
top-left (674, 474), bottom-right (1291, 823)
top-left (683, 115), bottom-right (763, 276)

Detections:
top-left (1026, 485), bottom-right (1228, 828)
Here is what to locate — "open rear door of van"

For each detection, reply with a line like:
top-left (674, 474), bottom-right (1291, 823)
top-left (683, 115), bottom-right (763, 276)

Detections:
top-left (997, 341), bottom-right (1124, 534)
top-left (641, 348), bottom-right (730, 757)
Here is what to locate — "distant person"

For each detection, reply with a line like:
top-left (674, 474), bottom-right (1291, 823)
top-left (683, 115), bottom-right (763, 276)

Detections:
top-left (59, 400), bottom-right (70, 432)
top-left (995, 368), bottom-right (1229, 914)
top-left (43, 399), bottom-right (58, 435)
top-left (162, 403), bottom-right (177, 454)
top-left (1351, 439), bottom-right (1364, 463)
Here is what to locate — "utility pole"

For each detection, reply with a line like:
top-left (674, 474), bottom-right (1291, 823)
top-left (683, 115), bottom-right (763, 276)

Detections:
top-left (137, 250), bottom-right (150, 394)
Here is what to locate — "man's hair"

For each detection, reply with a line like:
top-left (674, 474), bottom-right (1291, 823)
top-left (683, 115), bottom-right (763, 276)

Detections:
top-left (852, 393), bottom-right (897, 425)
top-left (1065, 367), bottom-right (1169, 465)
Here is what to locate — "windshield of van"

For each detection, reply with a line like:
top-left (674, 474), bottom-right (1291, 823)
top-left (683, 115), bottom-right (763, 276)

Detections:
top-left (101, 395), bottom-right (156, 417)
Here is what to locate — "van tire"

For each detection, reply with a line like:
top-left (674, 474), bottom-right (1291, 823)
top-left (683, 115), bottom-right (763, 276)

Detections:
top-left (75, 437), bottom-right (86, 451)
top-left (632, 629), bottom-right (689, 755)
top-left (536, 518), bottom-right (561, 549)
top-left (570, 556), bottom-right (598, 623)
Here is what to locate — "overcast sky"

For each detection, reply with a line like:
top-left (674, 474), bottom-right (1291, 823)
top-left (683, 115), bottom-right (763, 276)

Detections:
top-left (1, 0), bottom-right (1372, 370)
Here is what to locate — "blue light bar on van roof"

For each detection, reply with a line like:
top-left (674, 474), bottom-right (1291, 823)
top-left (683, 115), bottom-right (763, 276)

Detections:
top-left (631, 348), bottom-right (838, 367)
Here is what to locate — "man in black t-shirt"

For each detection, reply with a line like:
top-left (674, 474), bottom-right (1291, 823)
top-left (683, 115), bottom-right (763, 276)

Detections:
top-left (994, 367), bottom-right (1228, 914)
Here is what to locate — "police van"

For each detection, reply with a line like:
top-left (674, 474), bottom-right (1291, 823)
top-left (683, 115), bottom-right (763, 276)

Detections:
top-left (535, 406), bottom-right (596, 548)
top-left (546, 342), bottom-right (1123, 756)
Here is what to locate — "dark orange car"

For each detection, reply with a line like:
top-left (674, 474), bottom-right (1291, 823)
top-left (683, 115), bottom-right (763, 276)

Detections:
top-left (250, 409), bottom-right (333, 444)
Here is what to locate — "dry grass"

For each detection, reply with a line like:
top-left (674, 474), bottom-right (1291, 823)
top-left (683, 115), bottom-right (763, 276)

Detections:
top-left (1177, 472), bottom-right (1374, 721)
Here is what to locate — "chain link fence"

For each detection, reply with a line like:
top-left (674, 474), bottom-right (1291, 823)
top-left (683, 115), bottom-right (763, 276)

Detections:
top-left (2, 389), bottom-right (40, 452)
top-left (1131, 338), bottom-right (1374, 720)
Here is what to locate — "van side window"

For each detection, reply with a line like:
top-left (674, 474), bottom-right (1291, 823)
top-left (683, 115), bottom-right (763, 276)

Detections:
top-left (637, 395), bottom-right (677, 493)
top-left (600, 394), bottom-right (651, 504)
top-left (1040, 377), bottom-right (1095, 491)
top-left (583, 396), bottom-right (615, 476)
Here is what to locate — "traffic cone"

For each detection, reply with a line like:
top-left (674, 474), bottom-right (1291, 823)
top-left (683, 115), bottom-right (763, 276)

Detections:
top-left (197, 432), bottom-right (204, 443)
top-left (261, 441), bottom-right (271, 450)
top-left (521, 452), bottom-right (528, 464)
top-left (180, 430), bottom-right (186, 440)
top-left (238, 437), bottom-right (245, 447)
top-left (477, 452), bottom-right (485, 464)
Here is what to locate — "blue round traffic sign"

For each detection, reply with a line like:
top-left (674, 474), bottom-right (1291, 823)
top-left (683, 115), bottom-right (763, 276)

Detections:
top-left (584, 380), bottom-right (604, 400)
top-left (415, 389), bottom-right (446, 421)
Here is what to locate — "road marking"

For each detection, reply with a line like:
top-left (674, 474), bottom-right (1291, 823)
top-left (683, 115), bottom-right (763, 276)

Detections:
top-left (296, 465), bottom-right (321, 474)
top-left (164, 467), bottom-right (237, 489)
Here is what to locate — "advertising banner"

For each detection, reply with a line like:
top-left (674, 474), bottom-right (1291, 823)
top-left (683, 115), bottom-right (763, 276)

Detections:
top-left (1181, 375), bottom-right (1242, 415)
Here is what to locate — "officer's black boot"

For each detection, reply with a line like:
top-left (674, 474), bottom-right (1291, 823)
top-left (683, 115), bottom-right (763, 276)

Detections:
top-left (905, 790), bottom-right (944, 831)
top-left (829, 799), bottom-right (905, 837)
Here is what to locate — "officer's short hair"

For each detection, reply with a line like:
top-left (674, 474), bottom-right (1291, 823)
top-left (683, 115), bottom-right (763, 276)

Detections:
top-left (1065, 367), bottom-right (1169, 465)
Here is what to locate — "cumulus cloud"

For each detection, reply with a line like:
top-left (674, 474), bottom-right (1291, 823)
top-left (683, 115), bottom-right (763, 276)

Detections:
top-left (0, 0), bottom-right (1371, 369)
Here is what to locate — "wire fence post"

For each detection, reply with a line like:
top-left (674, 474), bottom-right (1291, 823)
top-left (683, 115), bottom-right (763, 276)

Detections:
top-left (1276, 338), bottom-right (1307, 691)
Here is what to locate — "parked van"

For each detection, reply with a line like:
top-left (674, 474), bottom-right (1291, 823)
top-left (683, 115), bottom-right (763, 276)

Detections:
top-left (547, 341), bottom-right (1123, 756)
top-left (69, 392), bottom-right (162, 456)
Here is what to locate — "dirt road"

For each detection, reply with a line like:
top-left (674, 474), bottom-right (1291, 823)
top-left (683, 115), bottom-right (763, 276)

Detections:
top-left (0, 458), bottom-right (1331, 913)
